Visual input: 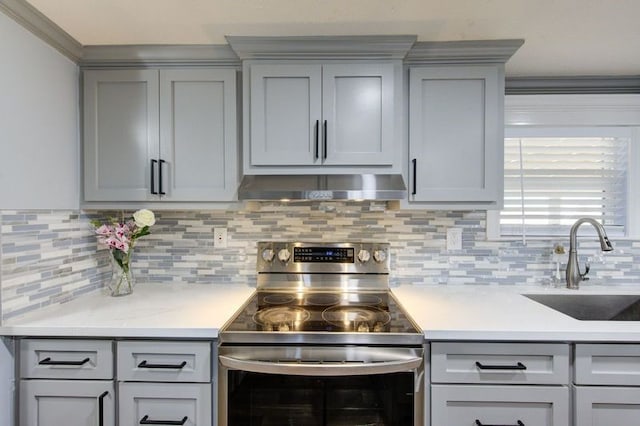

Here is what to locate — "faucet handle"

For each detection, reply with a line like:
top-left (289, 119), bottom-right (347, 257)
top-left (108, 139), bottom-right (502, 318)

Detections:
top-left (581, 262), bottom-right (591, 280)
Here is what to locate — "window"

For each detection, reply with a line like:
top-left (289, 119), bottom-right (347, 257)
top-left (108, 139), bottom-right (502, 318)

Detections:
top-left (488, 94), bottom-right (640, 240)
top-left (502, 128), bottom-right (630, 238)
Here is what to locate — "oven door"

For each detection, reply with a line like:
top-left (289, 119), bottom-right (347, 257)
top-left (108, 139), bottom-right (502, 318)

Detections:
top-left (218, 346), bottom-right (424, 426)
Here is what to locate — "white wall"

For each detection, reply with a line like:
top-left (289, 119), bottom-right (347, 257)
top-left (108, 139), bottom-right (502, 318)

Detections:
top-left (0, 11), bottom-right (79, 209)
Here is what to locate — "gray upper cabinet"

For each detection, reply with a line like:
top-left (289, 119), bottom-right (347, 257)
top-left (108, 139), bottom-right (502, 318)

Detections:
top-left (84, 69), bottom-right (159, 202)
top-left (406, 40), bottom-right (523, 209)
top-left (409, 65), bottom-right (501, 204)
top-left (227, 35), bottom-right (416, 175)
top-left (84, 68), bottom-right (237, 202)
top-left (248, 62), bottom-right (395, 168)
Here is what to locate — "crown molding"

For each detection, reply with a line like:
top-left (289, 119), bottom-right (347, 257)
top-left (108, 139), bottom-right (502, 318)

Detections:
top-left (0, 0), bottom-right (82, 61)
top-left (506, 76), bottom-right (640, 94)
top-left (80, 44), bottom-right (240, 68)
top-left (404, 39), bottom-right (524, 65)
top-left (226, 35), bottom-right (417, 61)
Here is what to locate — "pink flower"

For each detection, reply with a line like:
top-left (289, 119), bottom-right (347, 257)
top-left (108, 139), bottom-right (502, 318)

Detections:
top-left (95, 224), bottom-right (113, 236)
top-left (105, 236), bottom-right (129, 253)
top-left (114, 224), bottom-right (130, 240)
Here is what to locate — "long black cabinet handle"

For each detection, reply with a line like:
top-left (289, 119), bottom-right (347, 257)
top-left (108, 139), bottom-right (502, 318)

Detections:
top-left (98, 390), bottom-right (109, 426)
top-left (323, 120), bottom-right (328, 160)
top-left (158, 159), bottom-right (166, 195)
top-left (411, 158), bottom-right (417, 195)
top-left (475, 361), bottom-right (527, 371)
top-left (150, 159), bottom-right (158, 195)
top-left (475, 420), bottom-right (524, 426)
top-left (314, 120), bottom-right (319, 160)
top-left (137, 360), bottom-right (187, 369)
top-left (140, 415), bottom-right (188, 425)
top-left (39, 357), bottom-right (90, 366)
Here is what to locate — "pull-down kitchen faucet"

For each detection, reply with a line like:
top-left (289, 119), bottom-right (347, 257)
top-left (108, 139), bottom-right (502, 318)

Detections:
top-left (566, 217), bottom-right (614, 289)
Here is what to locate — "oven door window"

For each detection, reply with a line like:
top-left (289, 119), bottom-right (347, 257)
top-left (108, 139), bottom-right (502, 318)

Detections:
top-left (227, 371), bottom-right (414, 425)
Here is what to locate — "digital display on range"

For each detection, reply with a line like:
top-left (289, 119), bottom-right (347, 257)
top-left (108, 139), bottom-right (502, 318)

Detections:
top-left (294, 247), bottom-right (354, 263)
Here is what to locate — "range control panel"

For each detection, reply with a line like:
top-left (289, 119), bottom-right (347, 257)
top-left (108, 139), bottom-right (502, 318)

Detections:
top-left (256, 242), bottom-right (390, 274)
top-left (293, 247), bottom-right (354, 263)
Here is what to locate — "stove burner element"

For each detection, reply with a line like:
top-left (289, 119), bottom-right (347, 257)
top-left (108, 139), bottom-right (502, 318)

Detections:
top-left (262, 294), bottom-right (295, 305)
top-left (322, 305), bottom-right (391, 332)
top-left (304, 293), bottom-right (340, 306)
top-left (253, 306), bottom-right (310, 332)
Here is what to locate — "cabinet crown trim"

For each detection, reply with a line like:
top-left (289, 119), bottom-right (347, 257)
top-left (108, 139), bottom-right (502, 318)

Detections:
top-left (405, 39), bottom-right (524, 65)
top-left (226, 35), bottom-right (417, 60)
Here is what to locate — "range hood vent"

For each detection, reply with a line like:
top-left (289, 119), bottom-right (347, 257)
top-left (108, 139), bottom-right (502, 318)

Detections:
top-left (238, 174), bottom-right (407, 201)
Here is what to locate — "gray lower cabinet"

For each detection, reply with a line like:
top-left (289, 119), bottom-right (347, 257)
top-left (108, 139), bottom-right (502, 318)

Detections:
top-left (84, 68), bottom-right (237, 202)
top-left (20, 380), bottom-right (115, 426)
top-left (574, 344), bottom-right (640, 425)
top-left (18, 339), bottom-right (115, 426)
top-left (117, 340), bottom-right (213, 426)
top-left (432, 384), bottom-right (569, 426)
top-left (430, 342), bottom-right (570, 426)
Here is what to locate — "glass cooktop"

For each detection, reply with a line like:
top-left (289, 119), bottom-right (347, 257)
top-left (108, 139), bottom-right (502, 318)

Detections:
top-left (223, 291), bottom-right (421, 335)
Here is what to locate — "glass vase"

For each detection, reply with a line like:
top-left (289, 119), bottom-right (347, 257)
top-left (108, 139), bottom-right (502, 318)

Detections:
top-left (108, 253), bottom-right (134, 297)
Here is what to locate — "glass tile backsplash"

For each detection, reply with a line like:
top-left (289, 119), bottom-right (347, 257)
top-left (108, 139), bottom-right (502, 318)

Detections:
top-left (1, 203), bottom-right (639, 322)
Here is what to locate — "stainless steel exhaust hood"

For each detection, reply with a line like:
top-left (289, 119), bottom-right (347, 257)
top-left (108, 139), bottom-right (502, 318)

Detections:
top-left (238, 174), bottom-right (407, 201)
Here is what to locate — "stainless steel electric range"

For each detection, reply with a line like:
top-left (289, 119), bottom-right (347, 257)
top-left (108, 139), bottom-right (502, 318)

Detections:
top-left (218, 242), bottom-right (424, 426)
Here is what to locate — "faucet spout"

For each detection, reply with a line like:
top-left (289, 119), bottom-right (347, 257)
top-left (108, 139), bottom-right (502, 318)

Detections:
top-left (566, 217), bottom-right (614, 289)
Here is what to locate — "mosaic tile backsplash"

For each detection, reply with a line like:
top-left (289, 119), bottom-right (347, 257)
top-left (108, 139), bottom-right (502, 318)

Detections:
top-left (2, 203), bottom-right (639, 322)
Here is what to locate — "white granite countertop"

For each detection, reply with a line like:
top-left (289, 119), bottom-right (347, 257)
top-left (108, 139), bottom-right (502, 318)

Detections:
top-left (0, 283), bottom-right (255, 339)
top-left (3, 282), bottom-right (640, 342)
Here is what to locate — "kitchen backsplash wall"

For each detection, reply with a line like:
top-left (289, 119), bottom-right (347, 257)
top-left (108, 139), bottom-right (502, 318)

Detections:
top-left (2, 204), bottom-right (639, 321)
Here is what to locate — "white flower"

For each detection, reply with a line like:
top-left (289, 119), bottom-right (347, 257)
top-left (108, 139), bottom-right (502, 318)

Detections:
top-left (133, 209), bottom-right (156, 227)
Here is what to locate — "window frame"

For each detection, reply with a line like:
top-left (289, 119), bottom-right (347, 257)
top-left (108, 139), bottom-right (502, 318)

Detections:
top-left (487, 94), bottom-right (640, 241)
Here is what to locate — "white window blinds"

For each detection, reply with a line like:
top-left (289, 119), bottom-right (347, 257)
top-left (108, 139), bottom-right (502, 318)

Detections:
top-left (501, 130), bottom-right (630, 238)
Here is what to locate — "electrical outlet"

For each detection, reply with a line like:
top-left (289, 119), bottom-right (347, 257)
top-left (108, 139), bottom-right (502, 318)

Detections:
top-left (446, 228), bottom-right (462, 251)
top-left (214, 228), bottom-right (228, 248)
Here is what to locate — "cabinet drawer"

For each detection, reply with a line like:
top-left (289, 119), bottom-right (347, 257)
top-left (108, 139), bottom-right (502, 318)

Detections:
top-left (20, 339), bottom-right (113, 380)
top-left (431, 342), bottom-right (569, 385)
top-left (117, 341), bottom-right (211, 382)
top-left (575, 343), bottom-right (640, 385)
top-left (119, 382), bottom-right (211, 426)
top-left (432, 384), bottom-right (569, 426)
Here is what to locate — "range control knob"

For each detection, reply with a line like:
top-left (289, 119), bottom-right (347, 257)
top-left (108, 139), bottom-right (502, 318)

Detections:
top-left (357, 249), bottom-right (371, 263)
top-left (277, 248), bottom-right (291, 263)
top-left (261, 248), bottom-right (275, 262)
top-left (373, 249), bottom-right (387, 263)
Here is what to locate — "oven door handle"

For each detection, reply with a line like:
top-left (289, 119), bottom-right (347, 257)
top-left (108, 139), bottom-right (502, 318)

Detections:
top-left (219, 355), bottom-right (423, 376)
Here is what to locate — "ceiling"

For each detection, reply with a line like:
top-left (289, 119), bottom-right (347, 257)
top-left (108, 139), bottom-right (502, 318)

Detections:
top-left (24, 0), bottom-right (640, 77)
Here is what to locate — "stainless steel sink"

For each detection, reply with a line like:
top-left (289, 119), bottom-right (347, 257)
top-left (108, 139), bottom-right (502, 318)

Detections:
top-left (524, 294), bottom-right (640, 321)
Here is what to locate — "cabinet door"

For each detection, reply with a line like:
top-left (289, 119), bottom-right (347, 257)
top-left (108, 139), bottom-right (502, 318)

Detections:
top-left (249, 64), bottom-right (322, 166)
top-left (322, 64), bottom-right (394, 166)
top-left (575, 386), bottom-right (640, 426)
top-left (409, 65), bottom-right (501, 203)
top-left (431, 384), bottom-right (569, 426)
top-left (84, 70), bottom-right (159, 201)
top-left (119, 382), bottom-right (211, 426)
top-left (20, 380), bottom-right (114, 426)
top-left (160, 69), bottom-right (238, 201)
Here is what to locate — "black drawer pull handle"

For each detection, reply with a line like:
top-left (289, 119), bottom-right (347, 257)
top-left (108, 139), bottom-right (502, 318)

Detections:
top-left (140, 415), bottom-right (188, 425)
top-left (98, 390), bottom-right (109, 426)
top-left (39, 357), bottom-right (90, 366)
top-left (323, 119), bottom-right (328, 160)
top-left (475, 420), bottom-right (524, 426)
top-left (137, 360), bottom-right (187, 369)
top-left (475, 361), bottom-right (527, 371)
